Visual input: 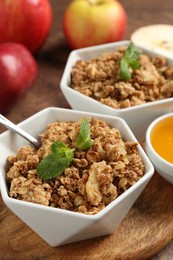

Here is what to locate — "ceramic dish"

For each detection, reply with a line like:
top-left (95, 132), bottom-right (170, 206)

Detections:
top-left (146, 112), bottom-right (173, 184)
top-left (60, 40), bottom-right (173, 142)
top-left (0, 107), bottom-right (154, 247)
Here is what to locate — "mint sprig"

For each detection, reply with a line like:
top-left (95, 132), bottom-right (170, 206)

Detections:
top-left (119, 42), bottom-right (141, 80)
top-left (37, 117), bottom-right (92, 180)
top-left (76, 117), bottom-right (92, 150)
top-left (37, 142), bottom-right (74, 180)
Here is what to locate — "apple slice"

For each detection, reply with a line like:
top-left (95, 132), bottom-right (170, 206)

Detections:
top-left (131, 24), bottom-right (173, 58)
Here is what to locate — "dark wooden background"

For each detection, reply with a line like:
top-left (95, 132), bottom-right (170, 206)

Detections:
top-left (1, 0), bottom-right (173, 259)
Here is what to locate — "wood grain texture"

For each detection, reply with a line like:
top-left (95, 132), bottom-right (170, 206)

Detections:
top-left (1, 0), bottom-right (173, 259)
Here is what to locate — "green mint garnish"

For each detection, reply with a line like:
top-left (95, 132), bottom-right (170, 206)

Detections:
top-left (37, 142), bottom-right (74, 180)
top-left (119, 42), bottom-right (141, 80)
top-left (76, 117), bottom-right (92, 150)
top-left (37, 117), bottom-right (92, 180)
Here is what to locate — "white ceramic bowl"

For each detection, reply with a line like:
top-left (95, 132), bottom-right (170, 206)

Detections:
top-left (60, 40), bottom-right (173, 142)
top-left (146, 113), bottom-right (173, 184)
top-left (0, 107), bottom-right (154, 247)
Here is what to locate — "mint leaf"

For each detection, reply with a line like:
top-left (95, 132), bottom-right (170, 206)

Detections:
top-left (76, 117), bottom-right (92, 150)
top-left (51, 142), bottom-right (74, 158)
top-left (129, 59), bottom-right (141, 70)
top-left (124, 42), bottom-right (141, 61)
top-left (119, 42), bottom-right (141, 80)
top-left (37, 118), bottom-right (92, 180)
top-left (119, 57), bottom-right (132, 80)
top-left (37, 154), bottom-right (72, 180)
top-left (37, 142), bottom-right (74, 180)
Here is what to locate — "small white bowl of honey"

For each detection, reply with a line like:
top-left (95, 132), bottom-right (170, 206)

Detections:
top-left (146, 113), bottom-right (173, 184)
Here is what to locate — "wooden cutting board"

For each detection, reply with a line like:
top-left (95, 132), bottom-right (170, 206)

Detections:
top-left (1, 171), bottom-right (173, 259)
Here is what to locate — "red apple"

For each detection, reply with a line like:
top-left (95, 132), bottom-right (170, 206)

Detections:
top-left (0, 0), bottom-right (52, 53)
top-left (0, 43), bottom-right (38, 113)
top-left (63, 0), bottom-right (127, 49)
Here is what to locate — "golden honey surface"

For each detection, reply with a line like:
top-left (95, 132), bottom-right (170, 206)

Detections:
top-left (151, 117), bottom-right (173, 164)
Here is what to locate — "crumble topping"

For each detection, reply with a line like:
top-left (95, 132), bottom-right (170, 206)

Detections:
top-left (7, 117), bottom-right (145, 215)
top-left (70, 46), bottom-right (173, 109)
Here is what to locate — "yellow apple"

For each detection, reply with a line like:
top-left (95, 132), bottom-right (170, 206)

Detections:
top-left (63, 0), bottom-right (127, 49)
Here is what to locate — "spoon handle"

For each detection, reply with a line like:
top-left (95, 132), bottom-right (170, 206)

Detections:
top-left (0, 114), bottom-right (40, 148)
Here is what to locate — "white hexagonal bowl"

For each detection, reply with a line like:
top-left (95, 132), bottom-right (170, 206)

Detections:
top-left (0, 107), bottom-right (154, 247)
top-left (60, 40), bottom-right (173, 142)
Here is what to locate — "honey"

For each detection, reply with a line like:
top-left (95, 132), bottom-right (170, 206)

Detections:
top-left (151, 116), bottom-right (173, 164)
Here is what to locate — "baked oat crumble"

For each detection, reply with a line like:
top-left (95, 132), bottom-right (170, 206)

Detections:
top-left (70, 46), bottom-right (173, 109)
top-left (7, 117), bottom-right (145, 215)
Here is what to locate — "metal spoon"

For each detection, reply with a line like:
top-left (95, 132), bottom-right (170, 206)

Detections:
top-left (0, 114), bottom-right (40, 148)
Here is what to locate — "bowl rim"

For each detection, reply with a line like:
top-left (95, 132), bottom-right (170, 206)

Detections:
top-left (60, 40), bottom-right (173, 113)
top-left (146, 112), bottom-right (173, 167)
top-left (0, 107), bottom-right (154, 219)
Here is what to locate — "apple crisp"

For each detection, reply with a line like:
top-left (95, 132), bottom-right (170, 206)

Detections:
top-left (70, 46), bottom-right (173, 109)
top-left (7, 117), bottom-right (145, 215)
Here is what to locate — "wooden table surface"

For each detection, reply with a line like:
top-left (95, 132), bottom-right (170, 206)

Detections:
top-left (1, 0), bottom-right (173, 259)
